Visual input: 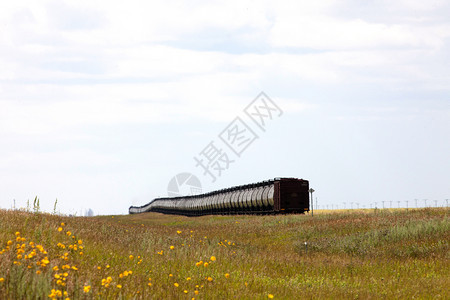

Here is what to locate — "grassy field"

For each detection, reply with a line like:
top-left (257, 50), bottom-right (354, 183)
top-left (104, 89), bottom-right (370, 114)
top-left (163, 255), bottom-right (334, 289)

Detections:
top-left (0, 208), bottom-right (448, 299)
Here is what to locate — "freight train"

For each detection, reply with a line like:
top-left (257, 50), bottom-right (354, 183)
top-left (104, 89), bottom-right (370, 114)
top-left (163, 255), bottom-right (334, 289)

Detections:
top-left (129, 177), bottom-right (309, 216)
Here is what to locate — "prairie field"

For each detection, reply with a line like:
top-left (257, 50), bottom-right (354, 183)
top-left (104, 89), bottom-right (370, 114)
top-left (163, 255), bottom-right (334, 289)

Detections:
top-left (0, 208), bottom-right (448, 299)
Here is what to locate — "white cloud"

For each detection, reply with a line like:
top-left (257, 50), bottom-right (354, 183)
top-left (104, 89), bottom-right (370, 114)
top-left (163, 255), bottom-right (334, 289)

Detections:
top-left (269, 16), bottom-right (448, 50)
top-left (109, 46), bottom-right (228, 78)
top-left (385, 0), bottom-right (447, 11)
top-left (1, 0), bottom-right (449, 214)
top-left (0, 70), bottom-right (260, 135)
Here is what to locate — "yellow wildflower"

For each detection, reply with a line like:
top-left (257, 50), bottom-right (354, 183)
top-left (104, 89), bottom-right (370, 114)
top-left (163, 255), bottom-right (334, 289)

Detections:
top-left (41, 258), bottom-right (50, 265)
top-left (268, 294), bottom-right (274, 299)
top-left (117, 284), bottom-right (122, 289)
top-left (129, 255), bottom-right (134, 260)
top-left (83, 286), bottom-right (91, 293)
top-left (58, 227), bottom-right (63, 232)
top-left (170, 245), bottom-right (174, 250)
top-left (204, 262), bottom-right (209, 267)
top-left (210, 256), bottom-right (216, 261)
top-left (174, 283), bottom-right (179, 287)
top-left (207, 277), bottom-right (213, 282)
top-left (0, 278), bottom-right (4, 282)
top-left (225, 273), bottom-right (230, 278)
top-left (177, 230), bottom-right (182, 234)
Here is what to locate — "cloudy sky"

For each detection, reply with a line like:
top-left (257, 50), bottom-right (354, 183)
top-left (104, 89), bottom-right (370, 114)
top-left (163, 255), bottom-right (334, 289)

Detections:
top-left (1, 0), bottom-right (449, 215)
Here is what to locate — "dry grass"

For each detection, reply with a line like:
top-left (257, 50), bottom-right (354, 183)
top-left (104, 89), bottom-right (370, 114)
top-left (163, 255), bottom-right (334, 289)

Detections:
top-left (0, 208), bottom-right (448, 299)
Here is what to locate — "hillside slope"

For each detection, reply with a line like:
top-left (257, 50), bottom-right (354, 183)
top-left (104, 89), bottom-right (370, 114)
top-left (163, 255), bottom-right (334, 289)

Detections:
top-left (0, 208), bottom-right (448, 299)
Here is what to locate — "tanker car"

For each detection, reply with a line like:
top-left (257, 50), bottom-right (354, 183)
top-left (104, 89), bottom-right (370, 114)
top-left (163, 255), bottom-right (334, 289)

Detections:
top-left (129, 177), bottom-right (309, 216)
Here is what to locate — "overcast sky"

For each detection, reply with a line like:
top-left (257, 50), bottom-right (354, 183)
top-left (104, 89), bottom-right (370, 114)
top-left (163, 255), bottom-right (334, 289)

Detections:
top-left (1, 0), bottom-right (449, 215)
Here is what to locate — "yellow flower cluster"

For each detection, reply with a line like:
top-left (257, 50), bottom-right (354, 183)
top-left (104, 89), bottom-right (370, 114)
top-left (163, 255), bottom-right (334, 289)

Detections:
top-left (119, 270), bottom-right (132, 278)
top-left (218, 239), bottom-right (235, 247)
top-left (48, 288), bottom-right (68, 298)
top-left (195, 256), bottom-right (217, 268)
top-left (0, 223), bottom-right (246, 299)
top-left (101, 276), bottom-right (113, 287)
top-left (0, 222), bottom-right (85, 298)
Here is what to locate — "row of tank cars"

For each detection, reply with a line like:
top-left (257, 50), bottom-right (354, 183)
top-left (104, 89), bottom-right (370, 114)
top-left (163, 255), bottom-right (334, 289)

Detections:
top-left (129, 177), bottom-right (310, 216)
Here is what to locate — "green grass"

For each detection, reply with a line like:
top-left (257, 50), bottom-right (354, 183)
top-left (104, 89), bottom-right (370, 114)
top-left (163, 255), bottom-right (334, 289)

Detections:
top-left (0, 208), bottom-right (448, 299)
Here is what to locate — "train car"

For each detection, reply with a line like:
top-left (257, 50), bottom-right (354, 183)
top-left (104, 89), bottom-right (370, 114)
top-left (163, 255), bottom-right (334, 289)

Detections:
top-left (129, 177), bottom-right (309, 216)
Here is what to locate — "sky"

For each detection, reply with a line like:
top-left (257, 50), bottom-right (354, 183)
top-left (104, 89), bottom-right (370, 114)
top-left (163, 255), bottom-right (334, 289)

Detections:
top-left (1, 0), bottom-right (449, 215)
